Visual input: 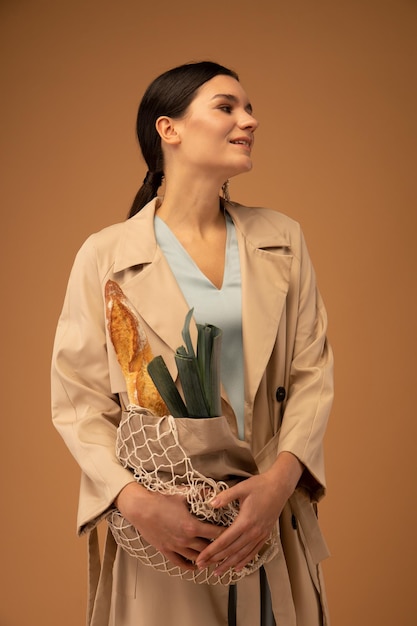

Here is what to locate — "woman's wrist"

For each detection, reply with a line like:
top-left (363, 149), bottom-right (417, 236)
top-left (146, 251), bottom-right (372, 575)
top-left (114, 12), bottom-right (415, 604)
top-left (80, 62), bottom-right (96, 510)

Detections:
top-left (265, 451), bottom-right (304, 500)
top-left (115, 481), bottom-right (148, 511)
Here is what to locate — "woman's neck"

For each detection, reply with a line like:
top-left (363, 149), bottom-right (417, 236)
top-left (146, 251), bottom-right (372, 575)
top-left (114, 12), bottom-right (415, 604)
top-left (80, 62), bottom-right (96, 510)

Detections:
top-left (156, 171), bottom-right (226, 235)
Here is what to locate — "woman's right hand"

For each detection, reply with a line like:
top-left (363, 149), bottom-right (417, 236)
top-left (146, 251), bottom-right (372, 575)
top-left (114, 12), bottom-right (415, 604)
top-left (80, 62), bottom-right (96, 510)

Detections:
top-left (115, 482), bottom-right (224, 571)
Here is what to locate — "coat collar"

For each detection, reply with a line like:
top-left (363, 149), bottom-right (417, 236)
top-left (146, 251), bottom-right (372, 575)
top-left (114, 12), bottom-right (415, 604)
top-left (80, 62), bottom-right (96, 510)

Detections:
top-left (111, 198), bottom-right (293, 409)
top-left (113, 198), bottom-right (292, 272)
top-left (113, 199), bottom-right (160, 272)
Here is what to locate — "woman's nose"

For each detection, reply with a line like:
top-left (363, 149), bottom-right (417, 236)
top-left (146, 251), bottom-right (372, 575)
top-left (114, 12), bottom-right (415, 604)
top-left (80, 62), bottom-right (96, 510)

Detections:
top-left (239, 112), bottom-right (259, 131)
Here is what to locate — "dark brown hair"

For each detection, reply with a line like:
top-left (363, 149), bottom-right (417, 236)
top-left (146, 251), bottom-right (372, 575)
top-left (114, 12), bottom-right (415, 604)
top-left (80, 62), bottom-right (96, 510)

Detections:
top-left (128, 61), bottom-right (239, 218)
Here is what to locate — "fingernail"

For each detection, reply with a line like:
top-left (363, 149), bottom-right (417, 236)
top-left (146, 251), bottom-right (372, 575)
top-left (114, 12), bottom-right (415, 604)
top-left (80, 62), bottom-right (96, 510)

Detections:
top-left (210, 497), bottom-right (219, 507)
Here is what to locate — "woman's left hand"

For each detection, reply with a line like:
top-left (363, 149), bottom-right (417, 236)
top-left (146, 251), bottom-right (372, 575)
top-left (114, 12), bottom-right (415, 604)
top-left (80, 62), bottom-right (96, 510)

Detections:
top-left (195, 451), bottom-right (303, 576)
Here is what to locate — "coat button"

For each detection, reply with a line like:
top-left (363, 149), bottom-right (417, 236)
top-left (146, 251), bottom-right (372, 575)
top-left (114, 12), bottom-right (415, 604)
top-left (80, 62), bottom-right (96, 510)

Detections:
top-left (275, 386), bottom-right (286, 402)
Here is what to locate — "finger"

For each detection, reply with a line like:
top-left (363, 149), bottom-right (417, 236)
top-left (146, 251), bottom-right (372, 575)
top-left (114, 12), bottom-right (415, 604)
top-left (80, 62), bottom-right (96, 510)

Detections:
top-left (194, 520), bottom-right (225, 542)
top-left (214, 537), bottom-right (267, 576)
top-left (209, 484), bottom-right (242, 509)
top-left (187, 537), bottom-right (212, 553)
top-left (197, 517), bottom-right (245, 565)
top-left (164, 550), bottom-right (197, 572)
top-left (197, 522), bottom-right (269, 572)
top-left (161, 534), bottom-right (212, 562)
top-left (233, 538), bottom-right (266, 571)
top-left (210, 533), bottom-right (258, 569)
top-left (196, 530), bottom-right (242, 569)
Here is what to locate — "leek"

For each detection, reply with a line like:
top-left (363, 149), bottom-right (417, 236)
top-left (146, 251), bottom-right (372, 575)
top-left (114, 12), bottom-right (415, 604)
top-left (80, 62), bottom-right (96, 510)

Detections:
top-left (147, 356), bottom-right (189, 418)
top-left (147, 309), bottom-right (223, 418)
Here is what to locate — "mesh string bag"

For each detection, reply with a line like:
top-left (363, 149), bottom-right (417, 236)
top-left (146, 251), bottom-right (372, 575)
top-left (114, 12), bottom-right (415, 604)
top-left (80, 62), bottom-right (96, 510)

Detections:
top-left (107, 406), bottom-right (279, 585)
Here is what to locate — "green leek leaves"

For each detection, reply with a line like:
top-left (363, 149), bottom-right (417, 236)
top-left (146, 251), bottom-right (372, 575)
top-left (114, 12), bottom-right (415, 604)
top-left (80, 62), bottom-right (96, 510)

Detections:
top-left (147, 309), bottom-right (222, 418)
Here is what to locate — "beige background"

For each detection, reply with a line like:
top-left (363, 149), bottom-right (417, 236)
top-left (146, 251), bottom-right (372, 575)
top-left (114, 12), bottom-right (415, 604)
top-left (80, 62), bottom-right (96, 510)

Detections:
top-left (1, 0), bottom-right (416, 624)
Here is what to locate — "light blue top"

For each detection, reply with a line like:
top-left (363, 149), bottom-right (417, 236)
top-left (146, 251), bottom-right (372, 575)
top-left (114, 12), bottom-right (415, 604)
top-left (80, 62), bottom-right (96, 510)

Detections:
top-left (154, 213), bottom-right (245, 439)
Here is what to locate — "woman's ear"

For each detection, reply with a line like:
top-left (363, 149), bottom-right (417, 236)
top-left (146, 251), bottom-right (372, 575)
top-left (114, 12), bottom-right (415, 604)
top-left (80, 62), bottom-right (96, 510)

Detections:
top-left (155, 116), bottom-right (181, 145)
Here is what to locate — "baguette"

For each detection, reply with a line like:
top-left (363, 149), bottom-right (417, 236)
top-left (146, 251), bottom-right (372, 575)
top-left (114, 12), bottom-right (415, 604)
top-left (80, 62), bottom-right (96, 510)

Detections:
top-left (105, 279), bottom-right (168, 416)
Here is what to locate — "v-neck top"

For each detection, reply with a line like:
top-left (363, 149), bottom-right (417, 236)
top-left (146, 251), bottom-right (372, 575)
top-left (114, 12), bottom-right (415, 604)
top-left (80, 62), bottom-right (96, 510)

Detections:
top-left (154, 213), bottom-right (245, 439)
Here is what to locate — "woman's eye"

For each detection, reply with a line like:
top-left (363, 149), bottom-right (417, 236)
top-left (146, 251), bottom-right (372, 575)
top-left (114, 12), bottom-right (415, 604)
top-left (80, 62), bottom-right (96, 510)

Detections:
top-left (219, 105), bottom-right (232, 113)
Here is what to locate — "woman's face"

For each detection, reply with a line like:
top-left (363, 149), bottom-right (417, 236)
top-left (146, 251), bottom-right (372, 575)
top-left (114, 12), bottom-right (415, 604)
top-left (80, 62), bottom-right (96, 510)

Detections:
top-left (166, 74), bottom-right (259, 180)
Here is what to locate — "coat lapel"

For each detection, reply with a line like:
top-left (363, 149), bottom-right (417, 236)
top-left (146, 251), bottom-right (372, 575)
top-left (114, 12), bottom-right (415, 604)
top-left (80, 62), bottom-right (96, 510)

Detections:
top-left (227, 204), bottom-right (293, 405)
top-left (112, 199), bottom-right (196, 381)
top-left (111, 199), bottom-right (293, 408)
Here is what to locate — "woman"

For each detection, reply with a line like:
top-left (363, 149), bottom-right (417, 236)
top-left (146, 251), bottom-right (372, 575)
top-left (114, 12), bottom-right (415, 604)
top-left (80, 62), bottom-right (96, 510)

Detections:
top-left (51, 61), bottom-right (333, 626)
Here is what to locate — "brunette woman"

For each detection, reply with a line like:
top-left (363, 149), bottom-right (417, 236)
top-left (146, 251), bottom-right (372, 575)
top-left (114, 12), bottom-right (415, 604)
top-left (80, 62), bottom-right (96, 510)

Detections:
top-left (52, 61), bottom-right (333, 626)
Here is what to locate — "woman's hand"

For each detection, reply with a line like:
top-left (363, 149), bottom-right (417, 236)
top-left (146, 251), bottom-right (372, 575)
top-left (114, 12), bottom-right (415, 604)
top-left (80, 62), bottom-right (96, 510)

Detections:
top-left (115, 482), bottom-right (224, 572)
top-left (195, 451), bottom-right (303, 576)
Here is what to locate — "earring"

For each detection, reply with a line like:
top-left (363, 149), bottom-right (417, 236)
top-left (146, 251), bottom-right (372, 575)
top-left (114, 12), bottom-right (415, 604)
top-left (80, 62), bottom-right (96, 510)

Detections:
top-left (222, 180), bottom-right (230, 203)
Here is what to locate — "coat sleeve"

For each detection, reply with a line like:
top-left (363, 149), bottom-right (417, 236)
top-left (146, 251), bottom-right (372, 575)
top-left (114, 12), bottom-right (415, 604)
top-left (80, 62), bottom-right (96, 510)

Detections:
top-left (277, 227), bottom-right (334, 501)
top-left (51, 236), bottom-right (134, 534)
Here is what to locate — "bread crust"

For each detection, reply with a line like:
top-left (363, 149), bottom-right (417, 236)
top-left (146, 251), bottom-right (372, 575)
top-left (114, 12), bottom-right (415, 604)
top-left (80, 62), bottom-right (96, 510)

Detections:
top-left (105, 279), bottom-right (168, 416)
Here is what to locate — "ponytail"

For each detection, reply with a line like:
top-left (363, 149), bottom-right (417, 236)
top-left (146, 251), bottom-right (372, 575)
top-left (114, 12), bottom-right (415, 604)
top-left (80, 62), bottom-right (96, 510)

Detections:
top-left (128, 170), bottom-right (164, 218)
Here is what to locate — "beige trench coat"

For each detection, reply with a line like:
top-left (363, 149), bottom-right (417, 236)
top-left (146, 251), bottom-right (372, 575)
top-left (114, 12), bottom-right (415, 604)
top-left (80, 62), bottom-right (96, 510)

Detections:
top-left (51, 198), bottom-right (334, 626)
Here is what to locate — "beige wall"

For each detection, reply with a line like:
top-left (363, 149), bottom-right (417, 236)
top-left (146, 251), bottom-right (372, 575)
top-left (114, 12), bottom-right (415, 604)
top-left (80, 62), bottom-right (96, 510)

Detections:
top-left (1, 0), bottom-right (416, 624)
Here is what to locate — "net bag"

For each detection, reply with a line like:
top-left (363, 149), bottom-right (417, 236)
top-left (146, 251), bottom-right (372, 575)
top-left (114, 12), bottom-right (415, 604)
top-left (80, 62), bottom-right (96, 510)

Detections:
top-left (107, 406), bottom-right (279, 585)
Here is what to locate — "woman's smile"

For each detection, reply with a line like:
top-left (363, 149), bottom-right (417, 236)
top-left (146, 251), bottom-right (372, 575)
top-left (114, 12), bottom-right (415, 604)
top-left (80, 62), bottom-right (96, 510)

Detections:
top-left (170, 74), bottom-right (259, 179)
